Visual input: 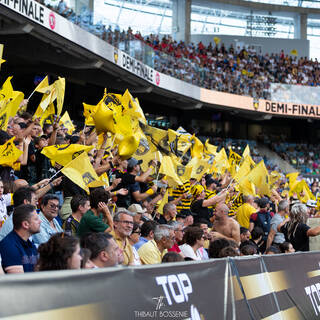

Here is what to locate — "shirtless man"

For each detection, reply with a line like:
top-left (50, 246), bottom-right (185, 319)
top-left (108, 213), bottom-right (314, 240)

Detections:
top-left (211, 203), bottom-right (240, 245)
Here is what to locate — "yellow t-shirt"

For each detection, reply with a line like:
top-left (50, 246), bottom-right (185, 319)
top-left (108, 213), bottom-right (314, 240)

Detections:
top-left (110, 230), bottom-right (134, 266)
top-left (235, 203), bottom-right (257, 229)
top-left (138, 240), bottom-right (167, 265)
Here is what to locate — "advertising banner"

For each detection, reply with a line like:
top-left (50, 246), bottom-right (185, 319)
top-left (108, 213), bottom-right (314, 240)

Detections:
top-left (0, 252), bottom-right (320, 319)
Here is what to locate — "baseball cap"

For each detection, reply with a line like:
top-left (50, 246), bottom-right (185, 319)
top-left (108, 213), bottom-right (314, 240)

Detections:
top-left (127, 158), bottom-right (143, 168)
top-left (128, 203), bottom-right (146, 214)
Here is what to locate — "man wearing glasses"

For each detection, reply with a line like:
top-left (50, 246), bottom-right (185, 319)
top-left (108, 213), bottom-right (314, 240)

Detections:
top-left (33, 194), bottom-right (63, 246)
top-left (110, 209), bottom-right (135, 266)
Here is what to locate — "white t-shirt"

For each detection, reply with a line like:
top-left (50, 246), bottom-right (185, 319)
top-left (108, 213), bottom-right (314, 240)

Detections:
top-left (0, 194), bottom-right (12, 227)
top-left (179, 244), bottom-right (202, 261)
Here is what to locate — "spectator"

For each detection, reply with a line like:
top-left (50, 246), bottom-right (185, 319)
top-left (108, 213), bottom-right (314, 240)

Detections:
top-left (167, 221), bottom-right (184, 254)
top-left (278, 203), bottom-right (320, 251)
top-left (240, 244), bottom-right (257, 256)
top-left (77, 188), bottom-right (113, 238)
top-left (190, 184), bottom-right (227, 224)
top-left (240, 227), bottom-right (251, 243)
top-left (0, 205), bottom-right (40, 273)
top-left (128, 222), bottom-right (142, 265)
top-left (236, 195), bottom-right (257, 229)
top-left (33, 194), bottom-right (63, 246)
top-left (249, 198), bottom-right (274, 252)
top-left (279, 242), bottom-right (295, 254)
top-left (162, 252), bottom-right (184, 263)
top-left (265, 246), bottom-right (281, 255)
top-left (138, 225), bottom-right (174, 264)
top-left (37, 233), bottom-right (82, 271)
top-left (128, 203), bottom-right (146, 225)
top-left (81, 232), bottom-right (122, 268)
top-left (208, 238), bottom-right (237, 259)
top-left (156, 203), bottom-right (177, 224)
top-left (219, 246), bottom-right (240, 258)
top-left (63, 194), bottom-right (90, 236)
top-left (110, 209), bottom-right (135, 266)
top-left (266, 200), bottom-right (288, 249)
top-left (212, 203), bottom-right (240, 244)
top-left (179, 226), bottom-right (206, 261)
top-left (134, 220), bottom-right (157, 250)
top-left (0, 186), bottom-right (38, 241)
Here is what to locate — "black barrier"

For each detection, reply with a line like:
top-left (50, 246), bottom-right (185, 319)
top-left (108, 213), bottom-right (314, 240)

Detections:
top-left (0, 252), bottom-right (320, 319)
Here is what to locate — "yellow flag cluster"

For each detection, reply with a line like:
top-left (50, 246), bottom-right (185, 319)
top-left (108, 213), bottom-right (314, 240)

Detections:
top-left (83, 89), bottom-right (145, 159)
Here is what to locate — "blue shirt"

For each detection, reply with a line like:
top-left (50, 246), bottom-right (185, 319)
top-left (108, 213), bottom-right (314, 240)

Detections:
top-left (32, 212), bottom-right (63, 246)
top-left (0, 230), bottom-right (38, 272)
top-left (134, 236), bottom-right (149, 250)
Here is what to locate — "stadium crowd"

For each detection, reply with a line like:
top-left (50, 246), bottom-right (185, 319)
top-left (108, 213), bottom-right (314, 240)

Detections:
top-left (36, 0), bottom-right (320, 100)
top-left (0, 71), bottom-right (319, 274)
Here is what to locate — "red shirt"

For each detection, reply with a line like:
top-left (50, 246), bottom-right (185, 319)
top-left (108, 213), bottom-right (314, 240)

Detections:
top-left (168, 243), bottom-right (181, 253)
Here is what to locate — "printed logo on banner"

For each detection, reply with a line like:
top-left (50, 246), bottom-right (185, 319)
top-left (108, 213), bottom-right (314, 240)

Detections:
top-left (114, 48), bottom-right (119, 64)
top-left (155, 72), bottom-right (160, 86)
top-left (134, 273), bottom-right (204, 319)
top-left (49, 12), bottom-right (56, 30)
top-left (253, 98), bottom-right (259, 110)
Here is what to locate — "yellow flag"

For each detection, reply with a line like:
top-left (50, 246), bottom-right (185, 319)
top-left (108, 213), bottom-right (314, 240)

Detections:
top-left (286, 172), bottom-right (299, 189)
top-left (142, 124), bottom-right (170, 155)
top-left (59, 111), bottom-right (75, 134)
top-left (171, 155), bottom-right (192, 183)
top-left (234, 155), bottom-right (255, 183)
top-left (0, 90), bottom-right (24, 130)
top-left (270, 171), bottom-right (281, 186)
top-left (83, 103), bottom-right (96, 126)
top-left (41, 144), bottom-right (93, 166)
top-left (247, 160), bottom-right (270, 197)
top-left (204, 139), bottom-right (217, 155)
top-left (190, 135), bottom-right (203, 159)
top-left (34, 103), bottom-right (55, 127)
top-left (188, 157), bottom-right (210, 181)
top-left (159, 156), bottom-right (182, 186)
top-left (39, 87), bottom-right (57, 111)
top-left (158, 189), bottom-right (168, 215)
top-left (0, 77), bottom-right (14, 110)
top-left (292, 180), bottom-right (315, 202)
top-left (34, 76), bottom-right (49, 93)
top-left (121, 89), bottom-right (146, 124)
top-left (228, 149), bottom-right (242, 177)
top-left (242, 145), bottom-right (250, 158)
top-left (238, 178), bottom-right (256, 197)
top-left (168, 129), bottom-right (191, 155)
top-left (54, 77), bottom-right (65, 116)
top-left (211, 148), bottom-right (230, 174)
top-left (0, 137), bottom-right (23, 166)
top-left (61, 152), bottom-right (99, 193)
top-left (0, 44), bottom-right (5, 70)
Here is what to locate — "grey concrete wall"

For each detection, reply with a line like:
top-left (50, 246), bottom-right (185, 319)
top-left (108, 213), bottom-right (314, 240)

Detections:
top-left (190, 34), bottom-right (310, 58)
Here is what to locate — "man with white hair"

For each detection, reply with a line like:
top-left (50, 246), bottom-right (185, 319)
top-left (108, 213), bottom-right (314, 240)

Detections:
top-left (110, 209), bottom-right (135, 266)
top-left (157, 203), bottom-right (177, 224)
top-left (138, 225), bottom-right (175, 264)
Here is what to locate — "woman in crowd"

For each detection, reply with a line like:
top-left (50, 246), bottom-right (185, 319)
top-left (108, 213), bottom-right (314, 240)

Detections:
top-left (37, 233), bottom-right (82, 271)
top-left (278, 203), bottom-right (320, 252)
top-left (279, 242), bottom-right (295, 254)
top-left (179, 226), bottom-right (206, 261)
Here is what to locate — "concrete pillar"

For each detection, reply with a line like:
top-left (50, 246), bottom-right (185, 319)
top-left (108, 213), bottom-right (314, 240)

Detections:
top-left (294, 13), bottom-right (307, 39)
top-left (172, 0), bottom-right (191, 44)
